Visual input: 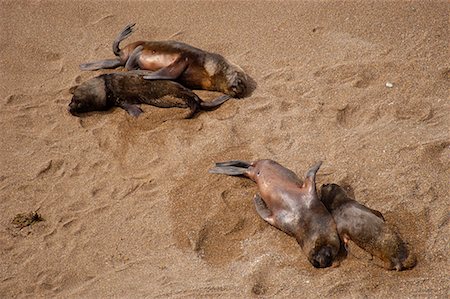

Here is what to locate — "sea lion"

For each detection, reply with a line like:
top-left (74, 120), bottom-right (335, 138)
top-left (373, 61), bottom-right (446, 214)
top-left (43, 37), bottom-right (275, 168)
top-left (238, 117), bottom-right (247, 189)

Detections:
top-left (209, 160), bottom-right (341, 268)
top-left (80, 23), bottom-right (249, 98)
top-left (320, 183), bottom-right (417, 271)
top-left (68, 71), bottom-right (230, 118)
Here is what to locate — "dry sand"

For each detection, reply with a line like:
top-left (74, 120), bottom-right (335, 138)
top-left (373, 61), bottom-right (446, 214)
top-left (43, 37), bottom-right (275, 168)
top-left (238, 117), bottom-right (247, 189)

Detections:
top-left (0, 1), bottom-right (449, 298)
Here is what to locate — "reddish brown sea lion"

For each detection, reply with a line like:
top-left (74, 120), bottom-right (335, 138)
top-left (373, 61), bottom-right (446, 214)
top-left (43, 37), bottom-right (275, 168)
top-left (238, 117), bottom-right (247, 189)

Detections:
top-left (320, 183), bottom-right (417, 271)
top-left (80, 23), bottom-right (249, 98)
top-left (209, 160), bottom-right (341, 268)
top-left (68, 71), bottom-right (229, 118)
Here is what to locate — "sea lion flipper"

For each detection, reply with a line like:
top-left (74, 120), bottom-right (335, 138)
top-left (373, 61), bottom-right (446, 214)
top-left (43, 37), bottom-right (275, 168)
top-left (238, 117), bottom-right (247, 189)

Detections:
top-left (80, 58), bottom-right (122, 71)
top-left (143, 57), bottom-right (189, 80)
top-left (208, 166), bottom-right (248, 176)
top-left (113, 23), bottom-right (136, 56)
top-left (125, 45), bottom-right (144, 70)
top-left (367, 208), bottom-right (385, 221)
top-left (119, 103), bottom-right (143, 117)
top-left (199, 95), bottom-right (231, 110)
top-left (253, 194), bottom-right (275, 224)
top-left (302, 161), bottom-right (323, 191)
top-left (215, 160), bottom-right (251, 168)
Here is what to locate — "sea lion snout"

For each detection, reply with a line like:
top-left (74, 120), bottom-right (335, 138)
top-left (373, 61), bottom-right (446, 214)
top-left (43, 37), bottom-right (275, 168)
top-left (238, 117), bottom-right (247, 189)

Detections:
top-left (309, 245), bottom-right (336, 268)
top-left (226, 69), bottom-right (248, 98)
top-left (68, 99), bottom-right (81, 115)
top-left (68, 97), bottom-right (91, 115)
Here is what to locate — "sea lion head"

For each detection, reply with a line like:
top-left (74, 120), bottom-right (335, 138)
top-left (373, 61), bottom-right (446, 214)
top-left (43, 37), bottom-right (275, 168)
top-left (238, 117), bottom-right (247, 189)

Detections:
top-left (209, 55), bottom-right (248, 98)
top-left (68, 77), bottom-right (111, 115)
top-left (224, 63), bottom-right (248, 98)
top-left (308, 244), bottom-right (339, 268)
top-left (320, 183), bottom-right (349, 211)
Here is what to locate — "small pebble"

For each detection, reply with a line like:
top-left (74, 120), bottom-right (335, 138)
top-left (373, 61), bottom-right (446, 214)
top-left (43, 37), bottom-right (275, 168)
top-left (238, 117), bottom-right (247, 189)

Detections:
top-left (385, 82), bottom-right (394, 88)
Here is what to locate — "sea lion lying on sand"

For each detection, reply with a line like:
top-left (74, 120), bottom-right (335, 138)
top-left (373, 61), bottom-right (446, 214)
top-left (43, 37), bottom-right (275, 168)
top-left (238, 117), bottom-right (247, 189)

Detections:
top-left (209, 160), bottom-right (341, 268)
top-left (68, 72), bottom-right (230, 118)
top-left (80, 23), bottom-right (249, 98)
top-left (320, 183), bottom-right (416, 271)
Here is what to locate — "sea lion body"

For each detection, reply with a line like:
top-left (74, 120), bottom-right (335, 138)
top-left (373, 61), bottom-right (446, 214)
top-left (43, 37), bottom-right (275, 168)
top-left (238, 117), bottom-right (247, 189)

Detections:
top-left (80, 24), bottom-right (248, 98)
top-left (320, 183), bottom-right (416, 271)
top-left (68, 72), bottom-right (229, 118)
top-left (209, 160), bottom-right (341, 268)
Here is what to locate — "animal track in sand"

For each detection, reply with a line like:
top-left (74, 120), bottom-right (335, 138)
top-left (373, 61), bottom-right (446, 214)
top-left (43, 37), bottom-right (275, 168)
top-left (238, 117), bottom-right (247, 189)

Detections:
top-left (5, 94), bottom-right (30, 105)
top-left (394, 98), bottom-right (434, 122)
top-left (35, 159), bottom-right (65, 179)
top-left (336, 104), bottom-right (361, 129)
top-left (314, 63), bottom-right (377, 88)
top-left (170, 179), bottom-right (258, 266)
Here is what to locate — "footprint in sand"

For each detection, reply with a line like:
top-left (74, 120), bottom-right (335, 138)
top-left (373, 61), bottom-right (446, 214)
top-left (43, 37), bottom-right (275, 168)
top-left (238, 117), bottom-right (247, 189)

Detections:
top-left (394, 98), bottom-right (434, 122)
top-left (335, 103), bottom-right (361, 129)
top-left (35, 159), bottom-right (65, 179)
top-left (314, 63), bottom-right (377, 88)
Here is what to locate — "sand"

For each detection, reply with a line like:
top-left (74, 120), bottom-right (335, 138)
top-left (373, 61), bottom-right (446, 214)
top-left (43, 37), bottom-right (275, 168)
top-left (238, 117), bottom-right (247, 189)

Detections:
top-left (0, 0), bottom-right (449, 298)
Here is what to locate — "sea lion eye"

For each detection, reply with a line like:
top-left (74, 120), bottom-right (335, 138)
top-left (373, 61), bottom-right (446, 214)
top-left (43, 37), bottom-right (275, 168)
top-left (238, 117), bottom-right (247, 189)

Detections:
top-left (257, 171), bottom-right (261, 176)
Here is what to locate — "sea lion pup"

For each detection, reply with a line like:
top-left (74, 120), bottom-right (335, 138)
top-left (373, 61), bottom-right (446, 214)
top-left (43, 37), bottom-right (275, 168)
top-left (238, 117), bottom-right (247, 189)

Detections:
top-left (209, 160), bottom-right (341, 268)
top-left (320, 183), bottom-right (417, 271)
top-left (68, 71), bottom-right (230, 118)
top-left (80, 23), bottom-right (249, 98)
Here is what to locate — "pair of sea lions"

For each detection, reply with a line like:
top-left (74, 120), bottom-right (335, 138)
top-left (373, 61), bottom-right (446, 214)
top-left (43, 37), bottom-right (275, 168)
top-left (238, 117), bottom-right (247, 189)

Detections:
top-left (68, 71), bottom-right (230, 118)
top-left (210, 160), bottom-right (416, 270)
top-left (210, 160), bottom-right (341, 268)
top-left (69, 23), bottom-right (250, 118)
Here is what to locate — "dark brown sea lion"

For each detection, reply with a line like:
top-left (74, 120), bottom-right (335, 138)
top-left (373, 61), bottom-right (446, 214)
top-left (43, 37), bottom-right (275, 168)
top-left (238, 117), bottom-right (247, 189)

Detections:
top-left (209, 160), bottom-right (341, 268)
top-left (68, 71), bottom-right (230, 118)
top-left (320, 183), bottom-right (417, 271)
top-left (80, 23), bottom-right (249, 98)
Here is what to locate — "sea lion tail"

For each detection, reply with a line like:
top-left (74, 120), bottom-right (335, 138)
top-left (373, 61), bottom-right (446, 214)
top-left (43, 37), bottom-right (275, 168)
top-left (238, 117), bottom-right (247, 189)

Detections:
top-left (209, 160), bottom-right (251, 176)
top-left (113, 23), bottom-right (136, 56)
top-left (303, 161), bottom-right (323, 191)
top-left (199, 95), bottom-right (231, 110)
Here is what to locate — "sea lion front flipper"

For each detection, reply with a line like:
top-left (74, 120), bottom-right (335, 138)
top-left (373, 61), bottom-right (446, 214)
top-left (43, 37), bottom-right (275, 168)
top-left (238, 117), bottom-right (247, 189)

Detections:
top-left (302, 161), bottom-right (323, 192)
top-left (142, 57), bottom-right (189, 80)
top-left (367, 208), bottom-right (385, 221)
top-left (199, 95), bottom-right (231, 110)
top-left (119, 103), bottom-right (143, 117)
top-left (79, 58), bottom-right (122, 71)
top-left (125, 45), bottom-right (144, 70)
top-left (253, 194), bottom-right (275, 225)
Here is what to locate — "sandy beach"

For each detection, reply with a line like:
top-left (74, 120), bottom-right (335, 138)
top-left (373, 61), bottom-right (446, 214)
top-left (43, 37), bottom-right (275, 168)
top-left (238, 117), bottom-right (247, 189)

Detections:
top-left (0, 1), bottom-right (449, 297)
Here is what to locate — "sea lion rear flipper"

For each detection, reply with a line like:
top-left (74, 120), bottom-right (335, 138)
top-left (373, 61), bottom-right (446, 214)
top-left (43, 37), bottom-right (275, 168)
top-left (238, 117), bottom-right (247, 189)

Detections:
top-left (119, 103), bottom-right (143, 117)
top-left (113, 23), bottom-right (136, 56)
top-left (253, 194), bottom-right (275, 225)
top-left (215, 160), bottom-right (251, 168)
top-left (125, 45), bottom-right (144, 70)
top-left (79, 58), bottom-right (122, 71)
top-left (208, 166), bottom-right (248, 176)
top-left (143, 57), bottom-right (189, 80)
